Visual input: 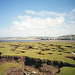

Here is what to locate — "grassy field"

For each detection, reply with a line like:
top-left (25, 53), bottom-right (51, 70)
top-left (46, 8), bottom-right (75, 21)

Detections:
top-left (57, 67), bottom-right (75, 75)
top-left (0, 63), bottom-right (19, 75)
top-left (0, 42), bottom-right (75, 75)
top-left (0, 42), bottom-right (75, 64)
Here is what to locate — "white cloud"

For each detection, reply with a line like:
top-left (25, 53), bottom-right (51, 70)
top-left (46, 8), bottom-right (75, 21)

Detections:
top-left (25, 10), bottom-right (67, 16)
top-left (70, 21), bottom-right (75, 24)
top-left (70, 9), bottom-right (75, 13)
top-left (46, 17), bottom-right (65, 26)
top-left (69, 9), bottom-right (75, 19)
top-left (12, 15), bottom-right (65, 30)
top-left (24, 10), bottom-right (35, 14)
top-left (37, 11), bottom-right (67, 16)
top-left (0, 9), bottom-right (75, 37)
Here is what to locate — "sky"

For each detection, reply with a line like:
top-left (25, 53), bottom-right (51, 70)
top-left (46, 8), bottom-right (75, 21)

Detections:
top-left (0, 0), bottom-right (75, 37)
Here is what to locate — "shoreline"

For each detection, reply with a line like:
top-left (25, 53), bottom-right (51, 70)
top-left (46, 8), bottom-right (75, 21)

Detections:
top-left (0, 39), bottom-right (75, 42)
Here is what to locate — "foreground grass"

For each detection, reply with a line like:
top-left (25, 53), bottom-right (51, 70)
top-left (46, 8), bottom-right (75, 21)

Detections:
top-left (0, 63), bottom-right (19, 75)
top-left (57, 67), bottom-right (75, 75)
top-left (0, 42), bottom-right (75, 75)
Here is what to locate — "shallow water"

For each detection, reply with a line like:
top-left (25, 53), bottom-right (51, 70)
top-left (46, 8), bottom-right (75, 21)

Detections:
top-left (0, 39), bottom-right (75, 42)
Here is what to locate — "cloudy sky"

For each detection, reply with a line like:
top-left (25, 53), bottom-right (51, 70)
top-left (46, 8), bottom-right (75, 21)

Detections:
top-left (0, 0), bottom-right (75, 37)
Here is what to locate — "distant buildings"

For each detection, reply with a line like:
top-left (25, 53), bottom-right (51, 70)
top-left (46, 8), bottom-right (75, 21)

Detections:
top-left (40, 35), bottom-right (75, 40)
top-left (58, 35), bottom-right (75, 40)
top-left (40, 37), bottom-right (58, 40)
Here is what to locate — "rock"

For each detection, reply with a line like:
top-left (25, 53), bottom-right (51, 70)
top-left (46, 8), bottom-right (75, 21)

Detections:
top-left (71, 52), bottom-right (75, 55)
top-left (31, 71), bottom-right (36, 74)
top-left (42, 59), bottom-right (47, 63)
top-left (25, 67), bottom-right (30, 71)
top-left (5, 67), bottom-right (23, 75)
top-left (39, 67), bottom-right (46, 72)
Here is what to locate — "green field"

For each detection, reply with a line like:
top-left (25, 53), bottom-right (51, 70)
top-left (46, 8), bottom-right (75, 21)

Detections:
top-left (0, 42), bottom-right (75, 75)
top-left (0, 42), bottom-right (75, 64)
top-left (57, 67), bottom-right (75, 75)
top-left (0, 63), bottom-right (19, 75)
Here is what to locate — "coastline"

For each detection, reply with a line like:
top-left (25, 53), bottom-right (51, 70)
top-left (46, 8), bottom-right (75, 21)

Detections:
top-left (0, 39), bottom-right (75, 42)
